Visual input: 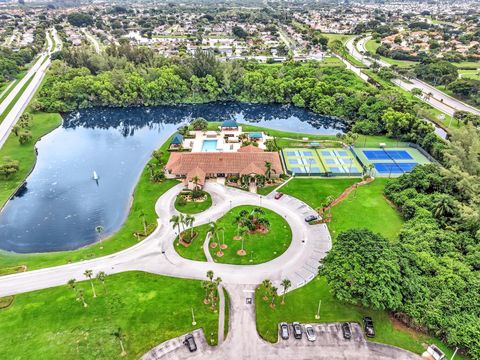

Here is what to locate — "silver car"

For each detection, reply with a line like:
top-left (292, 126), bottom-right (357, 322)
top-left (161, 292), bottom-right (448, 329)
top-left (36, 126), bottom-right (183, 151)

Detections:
top-left (304, 324), bottom-right (316, 342)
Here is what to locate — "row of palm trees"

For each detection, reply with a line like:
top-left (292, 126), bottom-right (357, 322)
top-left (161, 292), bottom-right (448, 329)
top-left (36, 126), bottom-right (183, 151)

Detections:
top-left (261, 278), bottom-right (292, 308)
top-left (67, 270), bottom-right (108, 308)
top-left (202, 270), bottom-right (222, 310)
top-left (170, 213), bottom-right (196, 242)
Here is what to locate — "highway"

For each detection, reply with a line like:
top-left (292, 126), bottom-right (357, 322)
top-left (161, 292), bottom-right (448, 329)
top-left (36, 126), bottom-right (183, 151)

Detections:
top-left (350, 36), bottom-right (480, 116)
top-left (0, 29), bottom-right (61, 149)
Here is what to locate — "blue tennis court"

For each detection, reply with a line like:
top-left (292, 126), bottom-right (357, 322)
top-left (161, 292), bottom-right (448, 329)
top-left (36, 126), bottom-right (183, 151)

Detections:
top-left (336, 150), bottom-right (348, 157)
top-left (374, 162), bottom-right (417, 174)
top-left (303, 151), bottom-right (313, 156)
top-left (288, 159), bottom-right (298, 164)
top-left (321, 150), bottom-right (332, 156)
top-left (286, 151), bottom-right (296, 156)
top-left (325, 158), bottom-right (335, 164)
top-left (363, 150), bottom-right (413, 160)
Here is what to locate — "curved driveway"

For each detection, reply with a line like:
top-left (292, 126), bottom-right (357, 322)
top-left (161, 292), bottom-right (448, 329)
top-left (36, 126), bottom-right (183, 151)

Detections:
top-left (0, 182), bottom-right (330, 297)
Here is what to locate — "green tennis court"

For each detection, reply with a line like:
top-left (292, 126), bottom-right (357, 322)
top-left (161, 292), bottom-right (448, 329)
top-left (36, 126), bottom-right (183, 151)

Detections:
top-left (317, 148), bottom-right (363, 175)
top-left (283, 148), bottom-right (326, 175)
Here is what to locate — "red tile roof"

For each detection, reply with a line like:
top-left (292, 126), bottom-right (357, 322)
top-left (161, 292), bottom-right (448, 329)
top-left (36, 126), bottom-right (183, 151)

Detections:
top-left (166, 151), bottom-right (283, 181)
top-left (237, 144), bottom-right (264, 153)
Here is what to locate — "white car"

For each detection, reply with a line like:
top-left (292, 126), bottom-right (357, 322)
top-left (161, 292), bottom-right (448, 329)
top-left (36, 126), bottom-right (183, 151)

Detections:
top-left (304, 324), bottom-right (316, 342)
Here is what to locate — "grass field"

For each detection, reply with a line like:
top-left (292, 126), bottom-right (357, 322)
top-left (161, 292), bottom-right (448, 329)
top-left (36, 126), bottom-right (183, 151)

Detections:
top-left (364, 39), bottom-right (417, 69)
top-left (175, 205), bottom-right (292, 265)
top-left (255, 276), bottom-right (463, 359)
top-left (0, 272), bottom-right (220, 359)
top-left (459, 69), bottom-right (480, 81)
top-left (174, 191), bottom-right (213, 214)
top-left (279, 178), bottom-right (358, 209)
top-left (0, 133), bottom-right (179, 272)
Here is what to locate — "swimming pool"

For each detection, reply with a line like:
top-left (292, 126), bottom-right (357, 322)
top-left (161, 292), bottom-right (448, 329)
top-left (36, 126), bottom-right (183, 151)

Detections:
top-left (202, 139), bottom-right (219, 152)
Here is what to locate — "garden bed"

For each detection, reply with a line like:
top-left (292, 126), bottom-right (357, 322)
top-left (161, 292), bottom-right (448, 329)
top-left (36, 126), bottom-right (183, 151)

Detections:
top-left (174, 190), bottom-right (212, 214)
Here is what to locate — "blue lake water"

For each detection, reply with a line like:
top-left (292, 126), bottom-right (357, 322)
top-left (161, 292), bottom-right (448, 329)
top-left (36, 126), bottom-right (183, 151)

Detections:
top-left (0, 103), bottom-right (346, 253)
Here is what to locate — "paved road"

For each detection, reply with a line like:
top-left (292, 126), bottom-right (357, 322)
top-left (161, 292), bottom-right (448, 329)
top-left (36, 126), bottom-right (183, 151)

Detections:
top-left (0, 29), bottom-right (61, 149)
top-left (82, 29), bottom-right (101, 53)
top-left (351, 36), bottom-right (480, 116)
top-left (0, 182), bottom-right (329, 297)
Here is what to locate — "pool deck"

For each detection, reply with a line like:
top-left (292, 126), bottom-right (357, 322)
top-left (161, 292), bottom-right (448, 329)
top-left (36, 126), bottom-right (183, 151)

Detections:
top-left (182, 127), bottom-right (273, 153)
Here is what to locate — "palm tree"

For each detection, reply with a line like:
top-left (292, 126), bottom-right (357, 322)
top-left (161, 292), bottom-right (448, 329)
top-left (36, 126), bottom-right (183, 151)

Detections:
top-left (179, 213), bottom-right (187, 233)
top-left (280, 279), bottom-right (291, 304)
top-left (270, 286), bottom-right (278, 308)
top-left (67, 278), bottom-right (77, 296)
top-left (262, 279), bottom-right (272, 301)
top-left (238, 226), bottom-right (248, 256)
top-left (208, 221), bottom-right (219, 248)
top-left (201, 280), bottom-right (210, 304)
top-left (76, 288), bottom-right (88, 308)
top-left (367, 163), bottom-right (375, 177)
top-left (146, 163), bottom-right (156, 178)
top-left (112, 328), bottom-right (127, 357)
top-left (264, 161), bottom-right (272, 180)
top-left (434, 194), bottom-right (456, 220)
top-left (191, 175), bottom-right (200, 190)
top-left (84, 269), bottom-right (97, 298)
top-left (206, 270), bottom-right (214, 282)
top-left (185, 214), bottom-right (195, 237)
top-left (96, 271), bottom-right (107, 294)
top-left (170, 215), bottom-right (181, 234)
top-left (139, 210), bottom-right (147, 236)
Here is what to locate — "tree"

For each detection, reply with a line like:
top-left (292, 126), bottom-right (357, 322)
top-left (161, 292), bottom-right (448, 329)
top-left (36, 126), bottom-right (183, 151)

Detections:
top-left (169, 215), bottom-right (181, 234)
top-left (84, 269), bottom-right (97, 298)
top-left (0, 157), bottom-right (19, 179)
top-left (269, 286), bottom-right (278, 308)
top-left (67, 278), bottom-right (77, 295)
top-left (444, 124), bottom-right (480, 176)
top-left (191, 175), bottom-right (200, 190)
top-left (111, 328), bottom-right (127, 357)
top-left (201, 280), bottom-right (210, 304)
top-left (264, 161), bottom-right (272, 180)
top-left (261, 279), bottom-right (272, 301)
top-left (280, 279), bottom-right (291, 304)
top-left (208, 221), bottom-right (219, 248)
top-left (185, 214), bottom-right (195, 237)
top-left (206, 270), bottom-right (214, 282)
top-left (76, 288), bottom-right (88, 308)
top-left (320, 229), bottom-right (402, 310)
top-left (190, 117), bottom-right (208, 131)
top-left (96, 271), bottom-right (107, 294)
top-left (433, 194), bottom-right (457, 221)
top-left (18, 130), bottom-right (32, 145)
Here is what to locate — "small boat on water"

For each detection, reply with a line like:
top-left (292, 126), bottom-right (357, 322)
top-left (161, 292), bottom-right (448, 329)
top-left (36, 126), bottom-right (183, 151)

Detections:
top-left (93, 171), bottom-right (99, 180)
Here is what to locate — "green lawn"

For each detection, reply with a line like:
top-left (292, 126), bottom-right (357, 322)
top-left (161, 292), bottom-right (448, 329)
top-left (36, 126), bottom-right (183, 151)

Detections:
top-left (328, 179), bottom-right (403, 240)
top-left (174, 191), bottom-right (212, 214)
top-left (0, 272), bottom-right (220, 359)
top-left (0, 133), bottom-right (179, 272)
top-left (257, 184), bottom-right (279, 196)
top-left (459, 69), bottom-right (480, 81)
top-left (255, 277), bottom-right (463, 359)
top-left (279, 178), bottom-right (358, 209)
top-left (175, 205), bottom-right (292, 265)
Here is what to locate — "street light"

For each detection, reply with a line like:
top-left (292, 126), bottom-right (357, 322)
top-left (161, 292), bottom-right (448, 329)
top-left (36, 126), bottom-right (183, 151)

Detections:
top-left (191, 307), bottom-right (196, 326)
top-left (315, 300), bottom-right (322, 320)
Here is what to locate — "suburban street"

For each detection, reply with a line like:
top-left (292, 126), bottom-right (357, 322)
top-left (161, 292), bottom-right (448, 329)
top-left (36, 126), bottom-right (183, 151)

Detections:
top-left (348, 36), bottom-right (480, 116)
top-left (0, 28), bottom-right (61, 149)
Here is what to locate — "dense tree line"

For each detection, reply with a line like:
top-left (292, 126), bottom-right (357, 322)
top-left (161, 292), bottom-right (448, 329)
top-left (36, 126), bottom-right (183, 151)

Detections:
top-left (0, 25), bottom-right (46, 86)
top-left (322, 125), bottom-right (480, 358)
top-left (36, 44), bottom-right (443, 157)
top-left (414, 59), bottom-right (459, 86)
top-left (448, 78), bottom-right (480, 107)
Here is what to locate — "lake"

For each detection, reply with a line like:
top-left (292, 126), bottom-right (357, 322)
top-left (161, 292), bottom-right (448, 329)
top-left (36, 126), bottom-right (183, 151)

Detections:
top-left (0, 103), bottom-right (346, 253)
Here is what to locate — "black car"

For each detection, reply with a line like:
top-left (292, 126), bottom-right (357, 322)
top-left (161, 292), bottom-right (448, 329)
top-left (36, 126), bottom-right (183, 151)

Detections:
top-left (341, 322), bottom-right (352, 339)
top-left (304, 214), bottom-right (318, 223)
top-left (292, 322), bottom-right (302, 339)
top-left (183, 334), bottom-right (197, 352)
top-left (363, 317), bottom-right (375, 338)
top-left (280, 322), bottom-right (289, 340)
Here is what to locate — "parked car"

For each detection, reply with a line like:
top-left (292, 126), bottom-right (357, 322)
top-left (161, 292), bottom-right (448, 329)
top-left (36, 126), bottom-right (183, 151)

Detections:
top-left (341, 322), bottom-right (352, 339)
top-left (280, 322), bottom-right (289, 340)
top-left (304, 324), bottom-right (316, 342)
top-left (274, 192), bottom-right (284, 200)
top-left (363, 317), bottom-right (375, 337)
top-left (292, 322), bottom-right (302, 339)
top-left (183, 334), bottom-right (197, 352)
top-left (304, 214), bottom-right (318, 222)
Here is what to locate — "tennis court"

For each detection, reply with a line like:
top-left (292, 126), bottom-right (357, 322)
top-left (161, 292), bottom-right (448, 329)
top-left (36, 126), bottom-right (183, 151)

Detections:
top-left (353, 147), bottom-right (431, 177)
top-left (283, 148), bottom-right (325, 175)
top-left (318, 148), bottom-right (362, 175)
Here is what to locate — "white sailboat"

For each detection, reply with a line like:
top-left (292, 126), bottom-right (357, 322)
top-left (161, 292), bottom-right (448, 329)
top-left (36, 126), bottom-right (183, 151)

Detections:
top-left (93, 171), bottom-right (99, 180)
